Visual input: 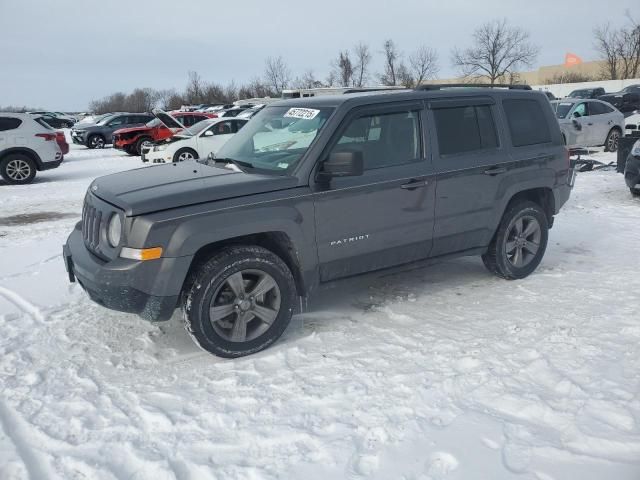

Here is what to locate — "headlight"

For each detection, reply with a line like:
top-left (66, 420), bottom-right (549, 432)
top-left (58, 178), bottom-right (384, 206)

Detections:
top-left (107, 213), bottom-right (122, 247)
top-left (153, 144), bottom-right (167, 152)
top-left (632, 140), bottom-right (640, 157)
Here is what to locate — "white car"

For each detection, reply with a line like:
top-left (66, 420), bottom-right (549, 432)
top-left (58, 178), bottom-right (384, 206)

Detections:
top-left (624, 111), bottom-right (640, 136)
top-left (550, 99), bottom-right (625, 151)
top-left (142, 115), bottom-right (248, 163)
top-left (0, 112), bottom-right (63, 184)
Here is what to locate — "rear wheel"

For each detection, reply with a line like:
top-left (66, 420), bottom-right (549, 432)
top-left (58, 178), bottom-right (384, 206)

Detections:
top-left (135, 137), bottom-right (152, 156)
top-left (482, 201), bottom-right (549, 280)
top-left (124, 145), bottom-right (137, 156)
top-left (173, 148), bottom-right (198, 163)
top-left (604, 128), bottom-right (620, 152)
top-left (182, 245), bottom-right (296, 358)
top-left (0, 154), bottom-right (37, 185)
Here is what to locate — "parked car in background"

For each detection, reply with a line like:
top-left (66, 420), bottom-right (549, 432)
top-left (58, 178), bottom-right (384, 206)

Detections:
top-left (236, 104), bottom-right (266, 119)
top-left (113, 111), bottom-right (216, 155)
top-left (70, 113), bottom-right (154, 149)
top-left (0, 113), bottom-right (63, 184)
top-left (142, 117), bottom-right (248, 163)
top-left (567, 87), bottom-right (606, 99)
top-left (542, 91), bottom-right (556, 100)
top-left (598, 84), bottom-right (640, 116)
top-left (34, 113), bottom-right (74, 129)
top-left (75, 113), bottom-right (115, 125)
top-left (216, 105), bottom-right (254, 118)
top-left (624, 139), bottom-right (640, 195)
top-left (27, 111), bottom-right (77, 127)
top-left (551, 98), bottom-right (624, 151)
top-left (624, 111), bottom-right (640, 136)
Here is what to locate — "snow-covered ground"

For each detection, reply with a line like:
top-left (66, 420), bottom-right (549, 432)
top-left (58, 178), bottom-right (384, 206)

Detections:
top-left (0, 138), bottom-right (639, 480)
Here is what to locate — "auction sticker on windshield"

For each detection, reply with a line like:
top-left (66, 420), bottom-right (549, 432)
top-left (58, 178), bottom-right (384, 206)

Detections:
top-left (284, 108), bottom-right (320, 120)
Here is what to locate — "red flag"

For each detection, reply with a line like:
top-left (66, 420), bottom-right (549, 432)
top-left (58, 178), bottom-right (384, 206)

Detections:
top-left (565, 53), bottom-right (583, 67)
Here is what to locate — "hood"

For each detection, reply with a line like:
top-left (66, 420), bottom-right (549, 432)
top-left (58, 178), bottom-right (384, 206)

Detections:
top-left (113, 125), bottom-right (157, 135)
top-left (90, 160), bottom-right (298, 216)
top-left (152, 108), bottom-right (185, 130)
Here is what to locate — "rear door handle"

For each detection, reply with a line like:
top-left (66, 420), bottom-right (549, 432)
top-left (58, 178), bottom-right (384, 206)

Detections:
top-left (483, 167), bottom-right (507, 176)
top-left (400, 179), bottom-right (428, 190)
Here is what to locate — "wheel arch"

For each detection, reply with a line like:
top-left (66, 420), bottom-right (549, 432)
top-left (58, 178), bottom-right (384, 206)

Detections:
top-left (0, 147), bottom-right (43, 170)
top-left (504, 187), bottom-right (555, 226)
top-left (181, 231), bottom-right (306, 299)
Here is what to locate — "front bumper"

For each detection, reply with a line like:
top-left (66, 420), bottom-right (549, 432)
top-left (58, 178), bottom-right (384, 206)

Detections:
top-left (63, 223), bottom-right (192, 321)
top-left (71, 132), bottom-right (86, 145)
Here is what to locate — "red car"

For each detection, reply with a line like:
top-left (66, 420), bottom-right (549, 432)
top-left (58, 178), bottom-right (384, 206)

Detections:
top-left (113, 111), bottom-right (216, 156)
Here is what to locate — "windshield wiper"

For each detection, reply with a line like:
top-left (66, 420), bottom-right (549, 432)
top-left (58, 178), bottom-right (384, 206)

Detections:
top-left (201, 154), bottom-right (253, 171)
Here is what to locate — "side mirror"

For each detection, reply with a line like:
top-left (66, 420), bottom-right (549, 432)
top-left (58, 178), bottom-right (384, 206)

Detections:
top-left (203, 130), bottom-right (214, 137)
top-left (572, 119), bottom-right (582, 131)
top-left (320, 151), bottom-right (364, 178)
top-left (572, 111), bottom-right (581, 118)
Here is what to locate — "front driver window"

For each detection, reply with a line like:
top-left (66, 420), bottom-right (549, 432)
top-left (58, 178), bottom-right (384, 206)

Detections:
top-left (330, 110), bottom-right (420, 170)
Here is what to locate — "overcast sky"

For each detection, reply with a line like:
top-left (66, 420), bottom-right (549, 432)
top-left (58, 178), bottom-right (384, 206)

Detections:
top-left (0, 0), bottom-right (637, 111)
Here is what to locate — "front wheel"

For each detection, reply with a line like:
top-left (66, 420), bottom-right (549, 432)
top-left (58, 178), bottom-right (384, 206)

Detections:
top-left (87, 134), bottom-right (105, 149)
top-left (173, 148), bottom-right (198, 162)
top-left (482, 201), bottom-right (549, 280)
top-left (182, 245), bottom-right (296, 358)
top-left (604, 128), bottom-right (620, 152)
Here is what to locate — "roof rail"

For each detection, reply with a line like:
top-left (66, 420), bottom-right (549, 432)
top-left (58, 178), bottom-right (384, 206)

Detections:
top-left (343, 87), bottom-right (408, 94)
top-left (415, 83), bottom-right (532, 91)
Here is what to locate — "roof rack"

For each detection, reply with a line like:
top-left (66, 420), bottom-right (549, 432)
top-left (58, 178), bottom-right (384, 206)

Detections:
top-left (415, 83), bottom-right (532, 91)
top-left (343, 87), bottom-right (407, 94)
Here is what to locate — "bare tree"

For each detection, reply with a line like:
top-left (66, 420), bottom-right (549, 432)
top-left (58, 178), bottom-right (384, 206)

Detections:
top-left (595, 14), bottom-right (640, 80)
top-left (452, 19), bottom-right (538, 84)
top-left (293, 69), bottom-right (323, 89)
top-left (264, 56), bottom-right (291, 94)
top-left (184, 71), bottom-right (205, 103)
top-left (332, 51), bottom-right (354, 87)
top-left (353, 43), bottom-right (372, 87)
top-left (380, 39), bottom-right (401, 86)
top-left (408, 45), bottom-right (439, 86)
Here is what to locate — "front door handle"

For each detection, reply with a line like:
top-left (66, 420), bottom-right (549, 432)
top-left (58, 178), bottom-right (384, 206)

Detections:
top-left (400, 179), bottom-right (428, 190)
top-left (483, 167), bottom-right (507, 176)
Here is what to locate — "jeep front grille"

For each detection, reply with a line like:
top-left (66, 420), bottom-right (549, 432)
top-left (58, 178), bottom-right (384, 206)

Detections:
top-left (82, 203), bottom-right (102, 253)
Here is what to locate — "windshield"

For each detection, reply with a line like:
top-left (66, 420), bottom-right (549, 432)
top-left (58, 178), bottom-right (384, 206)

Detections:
top-left (215, 105), bottom-right (334, 173)
top-left (183, 120), bottom-right (215, 136)
top-left (551, 101), bottom-right (573, 119)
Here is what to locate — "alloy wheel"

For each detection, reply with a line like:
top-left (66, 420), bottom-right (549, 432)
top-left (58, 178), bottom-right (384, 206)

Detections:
top-left (608, 131), bottom-right (619, 151)
top-left (178, 151), bottom-right (194, 162)
top-left (5, 159), bottom-right (32, 181)
top-left (505, 215), bottom-right (541, 268)
top-left (209, 269), bottom-right (281, 342)
top-left (91, 136), bottom-right (105, 148)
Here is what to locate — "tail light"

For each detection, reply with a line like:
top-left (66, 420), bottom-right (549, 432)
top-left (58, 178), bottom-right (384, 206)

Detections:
top-left (35, 133), bottom-right (57, 141)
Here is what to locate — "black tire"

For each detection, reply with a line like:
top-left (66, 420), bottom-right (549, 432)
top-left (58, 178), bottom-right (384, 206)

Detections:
top-left (0, 154), bottom-right (37, 185)
top-left (87, 134), bottom-right (105, 149)
top-left (482, 200), bottom-right (549, 280)
top-left (173, 148), bottom-right (198, 163)
top-left (183, 245), bottom-right (296, 358)
top-left (124, 145), bottom-right (137, 156)
top-left (134, 137), bottom-right (152, 156)
top-left (604, 128), bottom-right (621, 152)
top-left (631, 188), bottom-right (640, 197)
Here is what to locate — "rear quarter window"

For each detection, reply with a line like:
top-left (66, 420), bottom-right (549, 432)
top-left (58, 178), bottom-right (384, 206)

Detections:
top-left (433, 104), bottom-right (498, 156)
top-left (503, 99), bottom-right (551, 147)
top-left (0, 117), bottom-right (23, 131)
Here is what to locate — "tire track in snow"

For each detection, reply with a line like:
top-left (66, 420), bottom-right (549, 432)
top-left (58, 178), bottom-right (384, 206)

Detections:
top-left (0, 286), bottom-right (46, 323)
top-left (0, 399), bottom-right (54, 480)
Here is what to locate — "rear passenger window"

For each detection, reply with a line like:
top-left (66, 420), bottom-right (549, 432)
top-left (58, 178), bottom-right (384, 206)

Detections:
top-left (0, 117), bottom-right (22, 131)
top-left (433, 105), bottom-right (498, 155)
top-left (503, 99), bottom-right (551, 147)
top-left (331, 110), bottom-right (420, 170)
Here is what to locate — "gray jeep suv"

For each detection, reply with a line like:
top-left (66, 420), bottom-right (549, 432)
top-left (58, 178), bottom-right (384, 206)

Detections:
top-left (63, 86), bottom-right (574, 357)
top-left (71, 113), bottom-right (153, 149)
